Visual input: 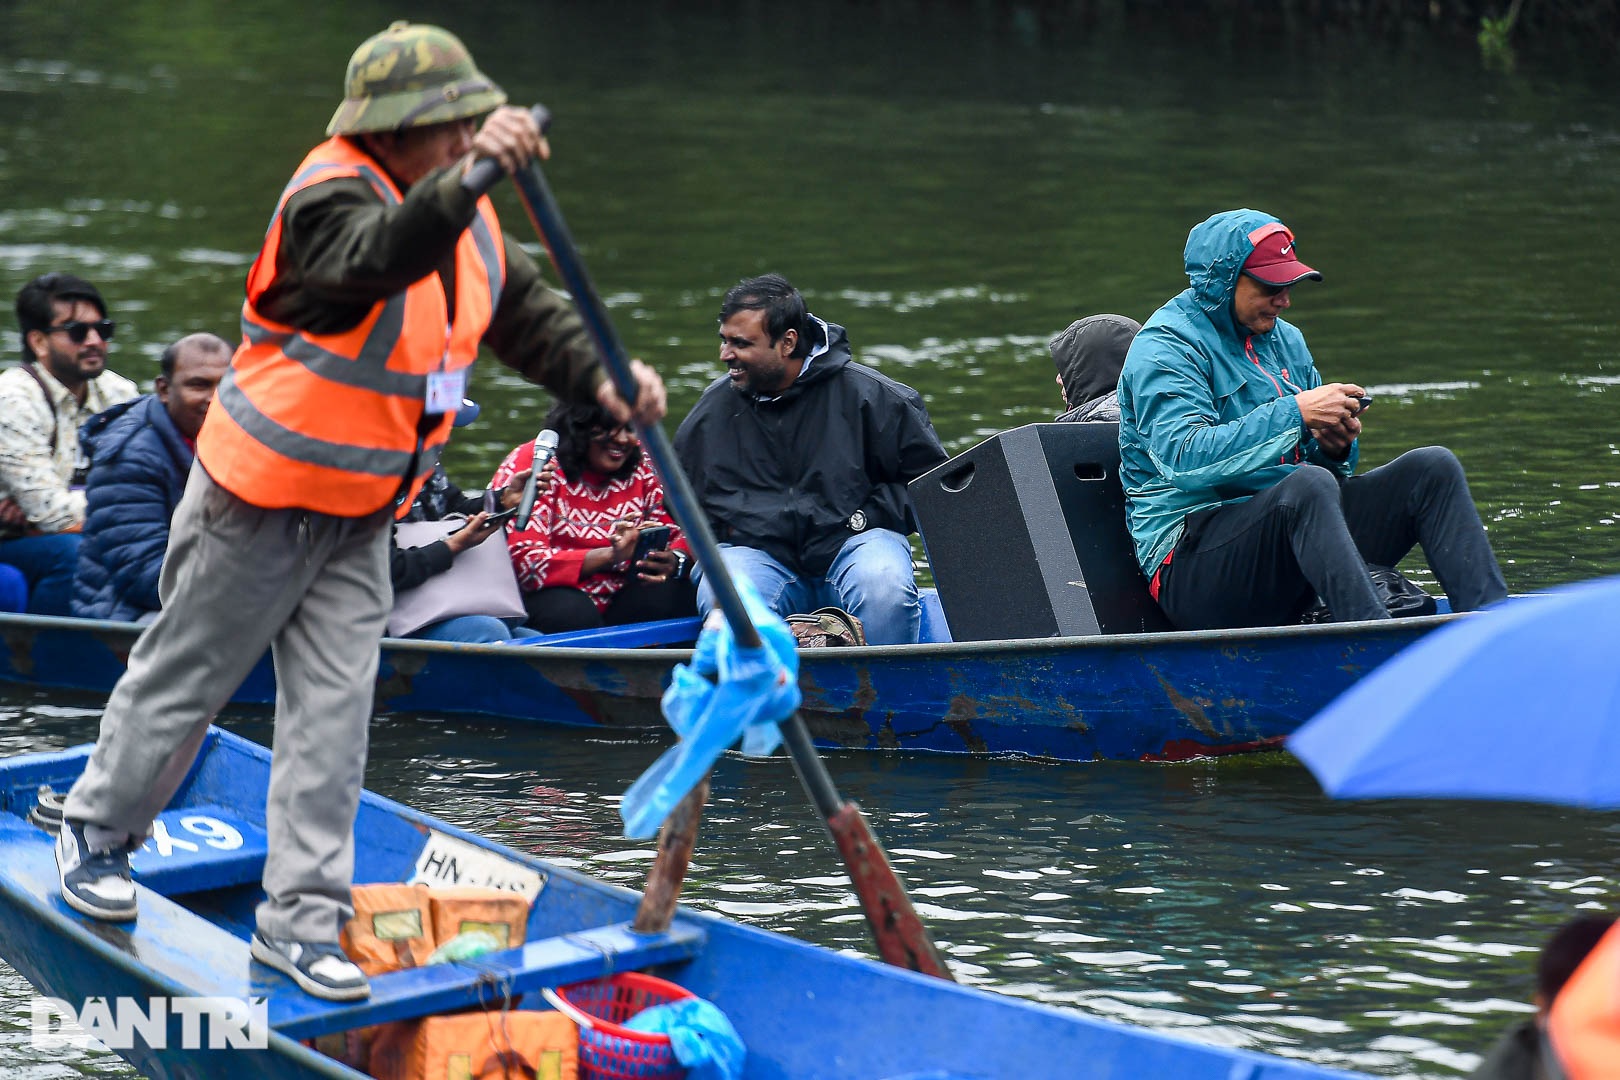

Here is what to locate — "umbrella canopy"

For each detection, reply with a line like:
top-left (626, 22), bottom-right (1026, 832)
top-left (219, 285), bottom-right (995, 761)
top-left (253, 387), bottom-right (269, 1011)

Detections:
top-left (1289, 574), bottom-right (1620, 809)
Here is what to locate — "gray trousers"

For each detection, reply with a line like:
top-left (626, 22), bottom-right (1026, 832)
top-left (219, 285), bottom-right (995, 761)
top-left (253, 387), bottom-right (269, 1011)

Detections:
top-left (64, 463), bottom-right (392, 942)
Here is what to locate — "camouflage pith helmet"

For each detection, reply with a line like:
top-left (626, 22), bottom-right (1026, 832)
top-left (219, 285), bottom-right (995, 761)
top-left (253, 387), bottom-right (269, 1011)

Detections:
top-left (326, 21), bottom-right (507, 136)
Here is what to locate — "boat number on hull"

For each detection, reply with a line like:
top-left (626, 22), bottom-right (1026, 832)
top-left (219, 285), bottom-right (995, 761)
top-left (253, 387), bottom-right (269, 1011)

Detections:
top-left (144, 815), bottom-right (244, 857)
top-left (409, 829), bottom-right (546, 901)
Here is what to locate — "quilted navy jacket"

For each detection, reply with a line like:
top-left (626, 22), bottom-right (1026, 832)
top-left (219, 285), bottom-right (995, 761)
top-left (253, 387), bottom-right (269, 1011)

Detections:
top-left (72, 394), bottom-right (193, 621)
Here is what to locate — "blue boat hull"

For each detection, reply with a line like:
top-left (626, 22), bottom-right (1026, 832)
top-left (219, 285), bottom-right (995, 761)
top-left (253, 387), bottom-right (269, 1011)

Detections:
top-left (0, 608), bottom-right (1455, 762)
top-left (0, 729), bottom-right (1366, 1079)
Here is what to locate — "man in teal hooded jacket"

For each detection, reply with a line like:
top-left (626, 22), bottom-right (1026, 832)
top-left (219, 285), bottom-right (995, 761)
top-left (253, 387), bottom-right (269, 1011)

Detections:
top-left (1117, 208), bottom-right (1506, 630)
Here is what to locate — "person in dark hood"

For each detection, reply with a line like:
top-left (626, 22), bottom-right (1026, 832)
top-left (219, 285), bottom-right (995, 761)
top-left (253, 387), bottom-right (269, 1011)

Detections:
top-left (1117, 208), bottom-right (1506, 630)
top-left (675, 273), bottom-right (947, 645)
top-left (1051, 313), bottom-right (1140, 423)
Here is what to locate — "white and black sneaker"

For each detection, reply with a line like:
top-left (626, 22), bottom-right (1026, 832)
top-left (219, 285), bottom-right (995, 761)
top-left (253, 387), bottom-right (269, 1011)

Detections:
top-left (250, 933), bottom-right (370, 1001)
top-left (56, 822), bottom-right (138, 922)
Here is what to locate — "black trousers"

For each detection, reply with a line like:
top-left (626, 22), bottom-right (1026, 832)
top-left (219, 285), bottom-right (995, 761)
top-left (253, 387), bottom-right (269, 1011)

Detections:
top-left (1157, 447), bottom-right (1507, 631)
top-left (522, 578), bottom-right (698, 634)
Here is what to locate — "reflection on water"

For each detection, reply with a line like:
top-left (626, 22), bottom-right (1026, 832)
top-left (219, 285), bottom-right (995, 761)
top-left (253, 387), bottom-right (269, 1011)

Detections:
top-left (4, 703), bottom-right (1614, 1078)
top-left (4, 4), bottom-right (1619, 1077)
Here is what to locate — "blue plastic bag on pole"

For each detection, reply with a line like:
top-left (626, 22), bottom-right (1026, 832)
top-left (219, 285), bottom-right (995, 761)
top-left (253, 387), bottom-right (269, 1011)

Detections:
top-left (619, 577), bottom-right (801, 839)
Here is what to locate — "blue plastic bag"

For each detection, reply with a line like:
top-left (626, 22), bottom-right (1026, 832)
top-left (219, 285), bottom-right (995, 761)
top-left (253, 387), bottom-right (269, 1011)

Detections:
top-left (619, 577), bottom-right (800, 839)
top-left (624, 996), bottom-right (746, 1080)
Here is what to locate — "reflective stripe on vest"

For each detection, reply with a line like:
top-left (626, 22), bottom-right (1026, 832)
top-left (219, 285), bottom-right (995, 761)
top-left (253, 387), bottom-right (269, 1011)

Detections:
top-left (197, 136), bottom-right (505, 516)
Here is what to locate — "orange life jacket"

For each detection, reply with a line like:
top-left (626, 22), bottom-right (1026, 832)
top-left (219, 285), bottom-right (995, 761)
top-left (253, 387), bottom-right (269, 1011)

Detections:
top-left (197, 136), bottom-right (505, 516)
top-left (1548, 921), bottom-right (1620, 1078)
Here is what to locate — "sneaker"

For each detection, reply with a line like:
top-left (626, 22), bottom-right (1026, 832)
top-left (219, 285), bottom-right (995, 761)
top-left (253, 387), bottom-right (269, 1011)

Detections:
top-left (56, 822), bottom-right (138, 922)
top-left (250, 933), bottom-right (370, 1001)
top-left (28, 786), bottom-right (64, 833)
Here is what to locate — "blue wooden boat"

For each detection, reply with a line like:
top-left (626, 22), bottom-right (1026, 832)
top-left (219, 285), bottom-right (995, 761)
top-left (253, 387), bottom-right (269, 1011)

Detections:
top-left (0, 603), bottom-right (1455, 762)
top-left (0, 727), bottom-right (1366, 1079)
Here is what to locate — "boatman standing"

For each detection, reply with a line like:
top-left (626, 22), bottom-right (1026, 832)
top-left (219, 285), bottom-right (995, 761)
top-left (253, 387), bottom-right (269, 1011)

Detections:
top-left (56, 21), bottom-right (664, 1001)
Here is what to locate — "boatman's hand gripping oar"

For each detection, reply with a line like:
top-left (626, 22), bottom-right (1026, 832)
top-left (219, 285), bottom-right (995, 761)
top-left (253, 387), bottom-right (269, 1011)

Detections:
top-left (465, 105), bottom-right (954, 981)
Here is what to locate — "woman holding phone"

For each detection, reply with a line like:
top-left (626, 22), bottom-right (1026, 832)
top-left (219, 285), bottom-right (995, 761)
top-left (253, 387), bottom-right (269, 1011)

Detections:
top-left (492, 400), bottom-right (696, 633)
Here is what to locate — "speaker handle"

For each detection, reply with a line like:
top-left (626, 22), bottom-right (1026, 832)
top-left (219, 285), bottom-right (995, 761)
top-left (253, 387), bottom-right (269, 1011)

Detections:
top-left (940, 462), bottom-right (975, 493)
top-left (1073, 463), bottom-right (1107, 482)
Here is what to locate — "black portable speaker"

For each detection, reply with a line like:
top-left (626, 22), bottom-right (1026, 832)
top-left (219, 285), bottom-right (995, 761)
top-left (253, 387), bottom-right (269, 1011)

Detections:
top-left (908, 422), bottom-right (1170, 641)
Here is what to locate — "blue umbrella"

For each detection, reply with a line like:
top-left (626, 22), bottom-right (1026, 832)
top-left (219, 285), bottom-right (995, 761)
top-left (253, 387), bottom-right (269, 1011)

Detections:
top-left (1289, 574), bottom-right (1620, 809)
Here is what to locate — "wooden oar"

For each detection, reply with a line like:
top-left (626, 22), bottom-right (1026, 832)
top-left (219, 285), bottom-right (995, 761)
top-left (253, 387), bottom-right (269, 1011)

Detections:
top-left (466, 107), bottom-right (953, 980)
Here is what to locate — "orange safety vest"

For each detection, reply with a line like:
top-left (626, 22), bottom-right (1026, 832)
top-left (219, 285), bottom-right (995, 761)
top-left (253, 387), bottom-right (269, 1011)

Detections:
top-left (1548, 921), bottom-right (1620, 1078)
top-left (197, 136), bottom-right (505, 517)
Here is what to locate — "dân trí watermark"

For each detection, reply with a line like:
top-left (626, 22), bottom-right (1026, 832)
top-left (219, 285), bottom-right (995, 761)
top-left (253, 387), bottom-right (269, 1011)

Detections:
top-left (30, 995), bottom-right (269, 1050)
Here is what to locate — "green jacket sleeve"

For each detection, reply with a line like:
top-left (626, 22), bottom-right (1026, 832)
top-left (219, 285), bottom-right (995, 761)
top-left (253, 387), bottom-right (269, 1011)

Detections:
top-left (259, 163), bottom-right (604, 407)
top-left (483, 235), bottom-right (605, 409)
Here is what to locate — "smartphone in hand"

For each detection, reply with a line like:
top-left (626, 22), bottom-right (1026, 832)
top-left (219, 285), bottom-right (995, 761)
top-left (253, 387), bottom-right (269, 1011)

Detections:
top-left (481, 488), bottom-right (519, 525)
top-left (630, 524), bottom-right (672, 567)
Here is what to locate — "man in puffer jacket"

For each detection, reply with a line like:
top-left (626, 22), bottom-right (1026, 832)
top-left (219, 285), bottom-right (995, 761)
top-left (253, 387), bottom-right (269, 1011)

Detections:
top-left (73, 334), bottom-right (229, 621)
top-left (1117, 208), bottom-right (1506, 630)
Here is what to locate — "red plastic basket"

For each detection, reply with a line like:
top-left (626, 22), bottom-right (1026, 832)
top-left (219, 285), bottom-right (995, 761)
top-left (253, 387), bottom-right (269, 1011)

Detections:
top-left (554, 972), bottom-right (694, 1080)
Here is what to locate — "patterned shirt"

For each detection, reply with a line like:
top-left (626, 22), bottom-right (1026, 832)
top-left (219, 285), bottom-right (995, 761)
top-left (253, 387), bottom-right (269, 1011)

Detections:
top-left (0, 362), bottom-right (138, 534)
top-left (492, 441), bottom-right (683, 613)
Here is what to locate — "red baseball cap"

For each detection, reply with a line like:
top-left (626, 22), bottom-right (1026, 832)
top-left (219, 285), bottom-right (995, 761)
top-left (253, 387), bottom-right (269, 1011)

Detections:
top-left (1243, 223), bottom-right (1322, 287)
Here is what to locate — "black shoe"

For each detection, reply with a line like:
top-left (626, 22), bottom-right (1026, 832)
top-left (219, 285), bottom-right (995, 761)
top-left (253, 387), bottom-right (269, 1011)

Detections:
top-left (250, 933), bottom-right (370, 1001)
top-left (55, 822), bottom-right (137, 922)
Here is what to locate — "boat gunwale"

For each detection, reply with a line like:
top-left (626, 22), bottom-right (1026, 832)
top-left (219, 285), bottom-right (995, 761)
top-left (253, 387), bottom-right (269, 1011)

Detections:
top-left (0, 608), bottom-right (1466, 668)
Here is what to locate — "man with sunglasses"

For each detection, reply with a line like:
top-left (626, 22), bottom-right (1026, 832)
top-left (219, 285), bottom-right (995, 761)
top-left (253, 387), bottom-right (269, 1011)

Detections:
top-left (0, 272), bottom-right (137, 614)
top-left (53, 21), bottom-right (664, 1003)
top-left (1117, 208), bottom-right (1506, 630)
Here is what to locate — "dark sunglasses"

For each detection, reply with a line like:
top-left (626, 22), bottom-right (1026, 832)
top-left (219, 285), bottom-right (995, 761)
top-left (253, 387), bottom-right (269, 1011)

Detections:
top-left (588, 424), bottom-right (634, 443)
top-left (47, 319), bottom-right (116, 344)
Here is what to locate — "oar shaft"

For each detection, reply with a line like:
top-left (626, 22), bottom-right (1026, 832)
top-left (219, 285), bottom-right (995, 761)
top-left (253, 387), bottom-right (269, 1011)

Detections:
top-left (780, 711), bottom-right (843, 819)
top-left (507, 162), bottom-right (761, 650)
top-left (492, 111), bottom-right (952, 979)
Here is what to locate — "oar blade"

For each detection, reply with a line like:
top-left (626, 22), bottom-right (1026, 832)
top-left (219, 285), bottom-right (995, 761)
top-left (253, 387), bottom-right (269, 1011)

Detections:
top-left (828, 802), bottom-right (955, 981)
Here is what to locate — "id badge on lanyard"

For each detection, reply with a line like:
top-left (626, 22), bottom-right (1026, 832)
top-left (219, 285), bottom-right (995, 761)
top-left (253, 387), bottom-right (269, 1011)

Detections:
top-left (424, 331), bottom-right (466, 415)
top-left (425, 369), bottom-right (466, 415)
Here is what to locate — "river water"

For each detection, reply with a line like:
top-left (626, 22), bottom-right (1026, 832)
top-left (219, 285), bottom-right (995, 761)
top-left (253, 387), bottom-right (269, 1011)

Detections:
top-left (3, 3), bottom-right (1618, 1077)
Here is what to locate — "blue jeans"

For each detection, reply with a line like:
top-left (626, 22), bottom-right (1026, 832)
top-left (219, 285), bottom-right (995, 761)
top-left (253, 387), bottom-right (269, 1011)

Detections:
top-left (409, 614), bottom-right (544, 644)
top-left (0, 563), bottom-right (25, 613)
top-left (693, 529), bottom-right (922, 645)
top-left (0, 532), bottom-right (81, 616)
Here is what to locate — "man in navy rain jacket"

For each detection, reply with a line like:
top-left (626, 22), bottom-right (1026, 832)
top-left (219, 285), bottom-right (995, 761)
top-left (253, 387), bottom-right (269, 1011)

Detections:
top-left (73, 334), bottom-right (230, 621)
top-left (1117, 208), bottom-right (1507, 630)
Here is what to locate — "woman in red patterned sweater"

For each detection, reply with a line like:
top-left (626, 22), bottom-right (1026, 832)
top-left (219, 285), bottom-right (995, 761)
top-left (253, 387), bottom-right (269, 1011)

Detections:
top-left (492, 400), bottom-right (697, 633)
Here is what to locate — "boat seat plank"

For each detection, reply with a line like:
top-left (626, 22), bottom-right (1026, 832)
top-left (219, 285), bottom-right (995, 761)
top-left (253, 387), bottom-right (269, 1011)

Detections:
top-left (271, 919), bottom-right (708, 1041)
top-left (530, 616), bottom-right (701, 649)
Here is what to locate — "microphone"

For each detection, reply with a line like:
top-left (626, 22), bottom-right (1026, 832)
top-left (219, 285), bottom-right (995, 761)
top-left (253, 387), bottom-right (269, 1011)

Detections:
top-left (515, 429), bottom-right (559, 529)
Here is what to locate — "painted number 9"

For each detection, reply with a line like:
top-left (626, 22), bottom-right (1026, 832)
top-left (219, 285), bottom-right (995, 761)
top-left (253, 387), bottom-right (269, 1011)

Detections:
top-left (179, 815), bottom-right (243, 851)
